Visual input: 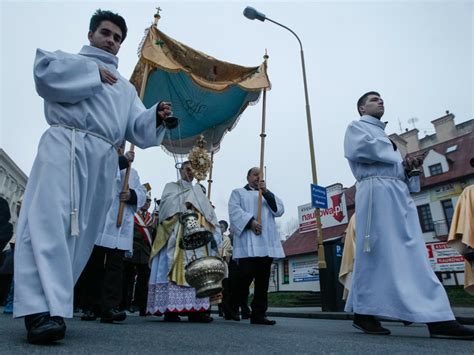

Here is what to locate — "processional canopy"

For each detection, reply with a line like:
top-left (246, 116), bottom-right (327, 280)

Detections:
top-left (130, 24), bottom-right (271, 155)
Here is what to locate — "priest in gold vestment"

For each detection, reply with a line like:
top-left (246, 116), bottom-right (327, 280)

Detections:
top-left (147, 162), bottom-right (221, 322)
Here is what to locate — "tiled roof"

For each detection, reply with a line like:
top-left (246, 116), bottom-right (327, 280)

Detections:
top-left (407, 131), bottom-right (474, 187)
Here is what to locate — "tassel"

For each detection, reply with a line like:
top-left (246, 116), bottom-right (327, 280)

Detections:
top-left (363, 235), bottom-right (371, 253)
top-left (71, 209), bottom-right (79, 237)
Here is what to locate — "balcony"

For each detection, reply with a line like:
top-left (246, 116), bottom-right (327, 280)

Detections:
top-left (433, 220), bottom-right (449, 240)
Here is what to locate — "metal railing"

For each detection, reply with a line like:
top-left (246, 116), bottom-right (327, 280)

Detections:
top-left (433, 220), bottom-right (449, 237)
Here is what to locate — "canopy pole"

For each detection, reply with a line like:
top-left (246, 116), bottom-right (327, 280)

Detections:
top-left (257, 52), bottom-right (269, 225)
top-left (117, 63), bottom-right (150, 227)
top-left (207, 151), bottom-right (214, 199)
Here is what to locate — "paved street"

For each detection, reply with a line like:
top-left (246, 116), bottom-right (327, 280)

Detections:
top-left (1, 311), bottom-right (474, 354)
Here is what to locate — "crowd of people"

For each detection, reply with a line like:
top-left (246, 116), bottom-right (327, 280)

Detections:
top-left (1, 7), bottom-right (474, 347)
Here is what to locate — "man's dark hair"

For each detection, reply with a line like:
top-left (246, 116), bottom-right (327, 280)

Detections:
top-left (219, 220), bottom-right (229, 230)
top-left (357, 91), bottom-right (380, 116)
top-left (89, 9), bottom-right (128, 43)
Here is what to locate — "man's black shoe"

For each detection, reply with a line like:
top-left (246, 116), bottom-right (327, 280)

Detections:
top-left (128, 305), bottom-right (139, 313)
top-left (428, 320), bottom-right (474, 340)
top-left (163, 313), bottom-right (181, 322)
top-left (100, 309), bottom-right (126, 323)
top-left (25, 313), bottom-right (66, 344)
top-left (224, 312), bottom-right (240, 321)
top-left (80, 310), bottom-right (97, 321)
top-left (51, 316), bottom-right (66, 328)
top-left (241, 313), bottom-right (250, 320)
top-left (188, 313), bottom-right (214, 323)
top-left (24, 312), bottom-right (49, 331)
top-left (353, 313), bottom-right (391, 335)
top-left (250, 317), bottom-right (276, 325)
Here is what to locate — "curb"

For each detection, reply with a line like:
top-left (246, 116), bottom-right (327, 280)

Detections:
top-left (212, 310), bottom-right (474, 325)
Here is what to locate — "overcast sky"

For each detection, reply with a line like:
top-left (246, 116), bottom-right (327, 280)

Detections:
top-left (1, 0), bottom-right (473, 231)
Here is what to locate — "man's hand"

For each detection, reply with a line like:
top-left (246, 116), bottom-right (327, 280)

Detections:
top-left (99, 67), bottom-right (118, 85)
top-left (258, 180), bottom-right (268, 193)
top-left (404, 156), bottom-right (424, 176)
top-left (250, 220), bottom-right (262, 235)
top-left (120, 191), bottom-right (131, 202)
top-left (156, 102), bottom-right (179, 129)
top-left (125, 151), bottom-right (135, 163)
top-left (414, 155), bottom-right (424, 167)
top-left (157, 101), bottom-right (172, 120)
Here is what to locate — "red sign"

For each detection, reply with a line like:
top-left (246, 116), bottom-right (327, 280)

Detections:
top-left (426, 242), bottom-right (464, 272)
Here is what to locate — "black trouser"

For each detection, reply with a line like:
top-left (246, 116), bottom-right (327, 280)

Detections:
top-left (121, 260), bottom-right (135, 310)
top-left (0, 274), bottom-right (13, 305)
top-left (231, 257), bottom-right (273, 319)
top-left (220, 277), bottom-right (230, 316)
top-left (226, 260), bottom-right (250, 317)
top-left (121, 261), bottom-right (150, 311)
top-left (133, 264), bottom-right (150, 311)
top-left (82, 245), bottom-right (125, 314)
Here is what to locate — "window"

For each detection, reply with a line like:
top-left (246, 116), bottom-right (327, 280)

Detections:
top-left (429, 163), bottom-right (443, 176)
top-left (417, 204), bottom-right (434, 232)
top-left (441, 199), bottom-right (454, 230)
top-left (445, 145), bottom-right (457, 154)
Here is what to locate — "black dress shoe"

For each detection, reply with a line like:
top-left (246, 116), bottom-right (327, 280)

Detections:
top-left (100, 309), bottom-right (126, 323)
top-left (198, 314), bottom-right (213, 323)
top-left (353, 314), bottom-right (391, 335)
top-left (241, 313), bottom-right (250, 320)
top-left (81, 310), bottom-right (97, 321)
top-left (224, 313), bottom-right (240, 321)
top-left (24, 312), bottom-right (49, 331)
top-left (250, 317), bottom-right (276, 325)
top-left (163, 313), bottom-right (181, 322)
top-left (128, 305), bottom-right (139, 313)
top-left (428, 320), bottom-right (474, 340)
top-left (25, 313), bottom-right (66, 344)
top-left (188, 313), bottom-right (214, 323)
top-left (139, 309), bottom-right (147, 317)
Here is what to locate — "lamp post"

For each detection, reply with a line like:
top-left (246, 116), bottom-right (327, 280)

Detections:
top-left (243, 6), bottom-right (331, 311)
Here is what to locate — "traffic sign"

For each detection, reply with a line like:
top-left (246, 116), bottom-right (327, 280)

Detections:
top-left (311, 183), bottom-right (328, 209)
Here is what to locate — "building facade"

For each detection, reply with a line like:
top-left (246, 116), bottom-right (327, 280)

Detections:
top-left (0, 148), bottom-right (27, 227)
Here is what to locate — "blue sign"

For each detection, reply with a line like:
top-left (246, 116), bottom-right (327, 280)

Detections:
top-left (311, 184), bottom-right (328, 209)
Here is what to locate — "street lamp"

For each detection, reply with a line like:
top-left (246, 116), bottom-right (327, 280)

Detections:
top-left (243, 6), bottom-right (331, 311)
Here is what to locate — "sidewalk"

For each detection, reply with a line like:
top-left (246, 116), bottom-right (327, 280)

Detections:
top-left (258, 306), bottom-right (474, 325)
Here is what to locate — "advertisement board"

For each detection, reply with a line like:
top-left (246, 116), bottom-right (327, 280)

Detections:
top-left (298, 184), bottom-right (348, 233)
top-left (292, 260), bottom-right (319, 282)
top-left (426, 242), bottom-right (465, 272)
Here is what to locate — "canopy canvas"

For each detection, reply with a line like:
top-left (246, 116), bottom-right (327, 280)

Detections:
top-left (130, 26), bottom-right (271, 155)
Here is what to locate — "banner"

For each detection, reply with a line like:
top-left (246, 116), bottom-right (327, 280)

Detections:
top-left (297, 184), bottom-right (348, 233)
top-left (292, 260), bottom-right (319, 282)
top-left (426, 242), bottom-right (464, 272)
